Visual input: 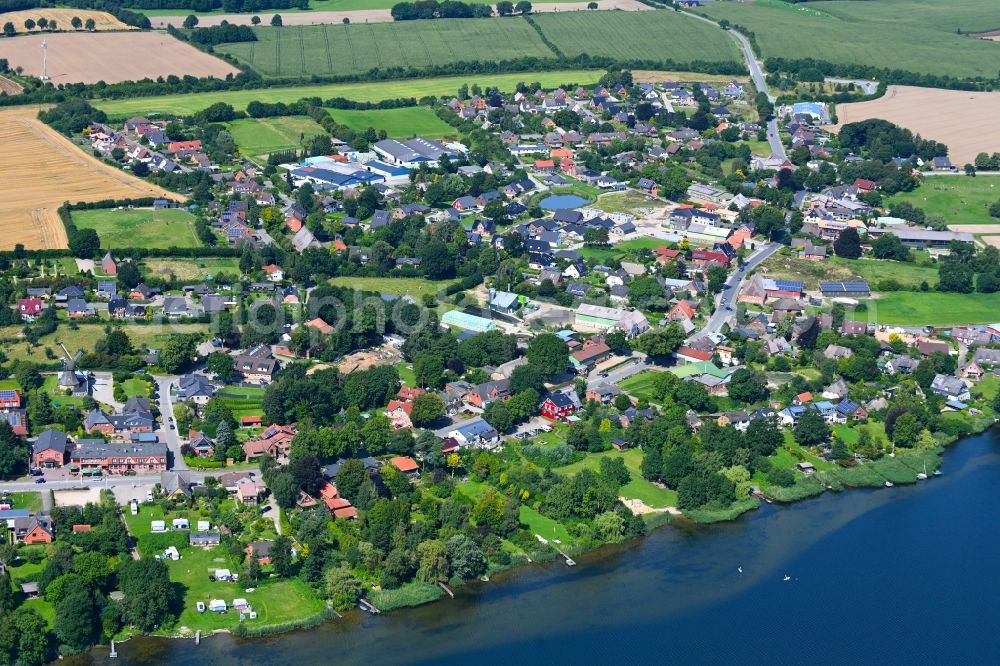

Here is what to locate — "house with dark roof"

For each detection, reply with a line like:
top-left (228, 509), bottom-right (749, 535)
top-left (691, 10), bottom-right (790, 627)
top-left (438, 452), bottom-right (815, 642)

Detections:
top-left (33, 429), bottom-right (69, 468)
top-left (540, 392), bottom-right (576, 420)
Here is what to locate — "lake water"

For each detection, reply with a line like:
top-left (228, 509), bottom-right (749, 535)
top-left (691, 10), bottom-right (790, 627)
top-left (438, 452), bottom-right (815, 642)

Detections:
top-left (539, 194), bottom-right (589, 210)
top-left (79, 430), bottom-right (1000, 665)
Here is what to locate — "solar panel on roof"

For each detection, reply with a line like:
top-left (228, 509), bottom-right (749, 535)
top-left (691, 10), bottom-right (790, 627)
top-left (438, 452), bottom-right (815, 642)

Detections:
top-left (0, 390), bottom-right (18, 399)
top-left (773, 280), bottom-right (804, 291)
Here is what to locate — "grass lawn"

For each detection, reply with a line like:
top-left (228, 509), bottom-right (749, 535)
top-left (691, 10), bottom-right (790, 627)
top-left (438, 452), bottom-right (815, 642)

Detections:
top-left (594, 190), bottom-right (668, 214)
top-left (6, 492), bottom-right (42, 512)
top-left (577, 245), bottom-right (624, 262)
top-left (143, 257), bottom-right (241, 281)
top-left (328, 276), bottom-right (457, 299)
top-left (616, 237), bottom-right (670, 253)
top-left (519, 505), bottom-right (573, 547)
top-left (760, 251), bottom-right (938, 290)
top-left (228, 116), bottom-right (326, 158)
top-left (833, 422), bottom-right (888, 447)
top-left (864, 291), bottom-right (1000, 325)
top-left (557, 448), bottom-right (678, 508)
top-left (42, 375), bottom-right (86, 408)
top-left (619, 370), bottom-right (664, 403)
top-left (71, 208), bottom-right (201, 250)
top-left (218, 20), bottom-right (556, 79)
top-left (696, 0), bottom-right (1000, 80)
top-left (122, 377), bottom-right (152, 399)
top-left (398, 363), bottom-right (416, 388)
top-left (889, 175), bottom-right (1000, 226)
top-left (0, 323), bottom-right (208, 365)
top-left (96, 70), bottom-right (603, 118)
top-left (326, 106), bottom-right (455, 140)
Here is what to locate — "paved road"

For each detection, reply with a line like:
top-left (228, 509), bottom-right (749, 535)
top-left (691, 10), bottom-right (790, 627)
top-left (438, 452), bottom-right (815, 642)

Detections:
top-left (681, 11), bottom-right (786, 161)
top-left (586, 355), bottom-right (650, 388)
top-left (155, 375), bottom-right (186, 470)
top-left (696, 242), bottom-right (783, 337)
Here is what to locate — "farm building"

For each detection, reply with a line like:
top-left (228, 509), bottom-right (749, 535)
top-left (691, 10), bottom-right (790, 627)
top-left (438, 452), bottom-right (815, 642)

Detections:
top-left (819, 281), bottom-right (871, 298)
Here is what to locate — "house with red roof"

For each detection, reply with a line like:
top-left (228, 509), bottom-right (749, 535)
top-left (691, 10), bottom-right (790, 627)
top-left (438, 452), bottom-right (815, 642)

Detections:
top-left (669, 300), bottom-right (696, 322)
top-left (385, 400), bottom-right (414, 430)
top-left (689, 249), bottom-right (731, 268)
top-left (390, 456), bottom-right (419, 478)
top-left (18, 298), bottom-right (43, 321)
top-left (262, 264), bottom-right (284, 282)
top-left (675, 346), bottom-right (713, 364)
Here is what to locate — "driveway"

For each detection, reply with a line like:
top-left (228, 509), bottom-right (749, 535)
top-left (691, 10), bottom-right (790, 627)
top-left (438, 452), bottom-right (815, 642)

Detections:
top-left (154, 374), bottom-right (186, 470)
top-left (587, 355), bottom-right (650, 388)
top-left (91, 371), bottom-right (121, 411)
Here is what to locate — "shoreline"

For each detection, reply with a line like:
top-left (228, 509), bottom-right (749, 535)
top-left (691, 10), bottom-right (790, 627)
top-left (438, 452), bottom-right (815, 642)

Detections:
top-left (107, 423), bottom-right (983, 647)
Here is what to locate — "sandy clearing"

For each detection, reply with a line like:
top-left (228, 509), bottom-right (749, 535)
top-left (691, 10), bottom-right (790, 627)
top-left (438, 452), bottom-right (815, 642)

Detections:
top-left (0, 32), bottom-right (238, 85)
top-left (148, 1), bottom-right (650, 27)
top-left (620, 497), bottom-right (682, 516)
top-left (0, 9), bottom-right (131, 32)
top-left (834, 85), bottom-right (1000, 166)
top-left (0, 106), bottom-right (183, 250)
top-left (948, 224), bottom-right (1000, 234)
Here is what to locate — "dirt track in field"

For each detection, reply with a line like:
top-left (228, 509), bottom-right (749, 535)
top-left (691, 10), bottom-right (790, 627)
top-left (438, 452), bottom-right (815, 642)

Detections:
top-left (147, 1), bottom-right (650, 27)
top-left (0, 32), bottom-right (238, 84)
top-left (0, 106), bottom-right (183, 250)
top-left (835, 85), bottom-right (1000, 166)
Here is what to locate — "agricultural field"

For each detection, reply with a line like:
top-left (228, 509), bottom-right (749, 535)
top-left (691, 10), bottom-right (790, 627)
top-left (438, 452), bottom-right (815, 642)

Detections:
top-left (328, 276), bottom-right (456, 299)
top-left (0, 106), bottom-right (182, 250)
top-left (835, 86), bottom-right (1000, 166)
top-left (326, 106), bottom-right (455, 140)
top-left (532, 9), bottom-right (740, 64)
top-left (0, 9), bottom-right (131, 32)
top-left (71, 208), bottom-right (202, 250)
top-left (760, 252), bottom-right (939, 290)
top-left (887, 175), bottom-right (1000, 227)
top-left (217, 18), bottom-right (556, 79)
top-left (142, 257), bottom-right (241, 281)
top-left (695, 0), bottom-right (1000, 80)
top-left (865, 291), bottom-right (1000, 326)
top-left (0, 32), bottom-right (238, 85)
top-left (228, 115), bottom-right (327, 158)
top-left (94, 69), bottom-right (603, 118)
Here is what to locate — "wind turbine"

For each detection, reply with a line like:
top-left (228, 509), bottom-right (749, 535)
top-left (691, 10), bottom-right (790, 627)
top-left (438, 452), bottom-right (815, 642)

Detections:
top-left (40, 39), bottom-right (49, 81)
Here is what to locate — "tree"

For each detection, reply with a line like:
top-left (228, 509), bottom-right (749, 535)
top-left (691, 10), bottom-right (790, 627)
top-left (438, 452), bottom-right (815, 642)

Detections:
top-left (270, 472), bottom-right (299, 509)
top-left (251, 15), bottom-right (261, 25)
top-left (727, 368), bottom-right (768, 404)
top-left (24, 18), bottom-right (35, 30)
top-left (833, 227), bottom-right (862, 259)
top-left (69, 228), bottom-right (100, 258)
top-left (794, 409), bottom-right (829, 447)
top-left (158, 334), bottom-right (198, 373)
top-left (831, 438), bottom-right (851, 464)
top-left (116, 260), bottom-right (142, 289)
top-left (182, 14), bottom-right (198, 28)
top-left (270, 535), bottom-right (293, 576)
top-left (270, 14), bottom-right (283, 26)
top-left (446, 534), bottom-right (487, 579)
top-left (587, 1), bottom-right (598, 8)
top-left (336, 458), bottom-right (368, 504)
top-left (595, 511), bottom-right (626, 543)
top-left (483, 400), bottom-right (513, 433)
top-left (410, 393), bottom-right (445, 427)
top-left (0, 572), bottom-right (13, 615)
top-left (416, 539), bottom-right (449, 582)
top-left (632, 323), bottom-right (684, 359)
top-left (515, 1), bottom-right (533, 14)
top-left (325, 566), bottom-right (363, 610)
top-left (0, 422), bottom-right (28, 480)
top-left (37, 18), bottom-right (47, 29)
top-left (891, 411), bottom-right (921, 447)
top-left (641, 444), bottom-right (663, 481)
top-left (0, 609), bottom-right (50, 666)
top-left (496, 0), bottom-right (514, 14)
top-left (2, 22), bottom-right (14, 36)
top-left (247, 555), bottom-right (261, 582)
top-left (526, 333), bottom-right (569, 377)
top-left (206, 351), bottom-right (235, 380)
top-left (118, 558), bottom-right (176, 631)
top-left (55, 587), bottom-right (99, 650)
top-left (84, 18), bottom-right (95, 30)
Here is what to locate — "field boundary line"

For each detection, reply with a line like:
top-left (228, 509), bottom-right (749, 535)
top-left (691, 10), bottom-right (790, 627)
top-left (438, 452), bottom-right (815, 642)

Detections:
top-left (322, 25), bottom-right (333, 73)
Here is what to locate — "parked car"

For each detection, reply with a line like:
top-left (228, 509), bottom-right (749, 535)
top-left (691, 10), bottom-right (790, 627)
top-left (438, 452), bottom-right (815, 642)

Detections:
top-left (34, 477), bottom-right (45, 484)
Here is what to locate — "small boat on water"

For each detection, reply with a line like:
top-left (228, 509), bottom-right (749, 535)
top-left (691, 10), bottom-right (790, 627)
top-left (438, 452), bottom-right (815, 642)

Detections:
top-left (783, 575), bottom-right (791, 581)
top-left (917, 463), bottom-right (928, 481)
top-left (884, 481), bottom-right (894, 487)
top-left (738, 567), bottom-right (743, 574)
top-left (934, 469), bottom-right (942, 476)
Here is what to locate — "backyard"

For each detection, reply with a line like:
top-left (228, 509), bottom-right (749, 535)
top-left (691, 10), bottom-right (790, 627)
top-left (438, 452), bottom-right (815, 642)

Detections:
top-left (142, 257), bottom-right (241, 281)
top-left (328, 276), bottom-right (456, 299)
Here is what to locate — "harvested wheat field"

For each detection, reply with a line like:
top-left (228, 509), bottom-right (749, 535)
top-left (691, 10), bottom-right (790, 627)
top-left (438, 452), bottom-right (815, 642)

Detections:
top-left (0, 106), bottom-right (183, 250)
top-left (835, 85), bottom-right (1000, 166)
top-left (0, 32), bottom-right (238, 84)
top-left (0, 9), bottom-right (132, 32)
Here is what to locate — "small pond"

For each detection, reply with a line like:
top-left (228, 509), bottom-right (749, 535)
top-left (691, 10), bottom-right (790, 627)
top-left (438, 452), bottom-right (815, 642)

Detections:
top-left (539, 194), bottom-right (589, 210)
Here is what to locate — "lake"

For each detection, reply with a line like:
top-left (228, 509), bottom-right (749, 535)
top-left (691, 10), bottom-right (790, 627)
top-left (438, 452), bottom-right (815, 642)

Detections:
top-left (539, 194), bottom-right (589, 210)
top-left (80, 430), bottom-right (1000, 665)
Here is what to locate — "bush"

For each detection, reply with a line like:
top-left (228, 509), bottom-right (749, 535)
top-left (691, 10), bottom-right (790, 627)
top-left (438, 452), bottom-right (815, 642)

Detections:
top-left (369, 581), bottom-right (442, 610)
